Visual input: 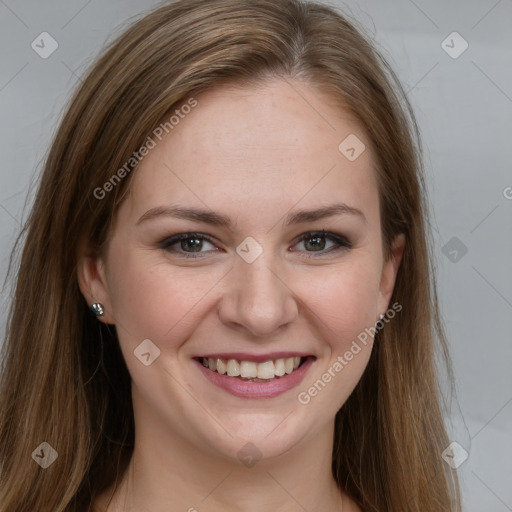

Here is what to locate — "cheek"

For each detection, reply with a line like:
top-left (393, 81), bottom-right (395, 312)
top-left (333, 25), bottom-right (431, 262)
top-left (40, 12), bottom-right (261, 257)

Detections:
top-left (106, 250), bottom-right (224, 344)
top-left (107, 248), bottom-right (382, 339)
top-left (294, 260), bottom-right (380, 414)
top-left (299, 257), bottom-right (382, 342)
top-left (106, 234), bottom-right (382, 359)
top-left (105, 256), bottom-right (223, 388)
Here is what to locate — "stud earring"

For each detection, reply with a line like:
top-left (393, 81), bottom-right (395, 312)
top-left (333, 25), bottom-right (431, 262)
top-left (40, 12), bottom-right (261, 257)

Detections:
top-left (375, 313), bottom-right (386, 333)
top-left (90, 303), bottom-right (104, 317)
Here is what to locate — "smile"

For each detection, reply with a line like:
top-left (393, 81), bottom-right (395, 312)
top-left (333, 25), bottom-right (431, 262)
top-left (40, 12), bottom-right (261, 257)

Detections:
top-left (201, 356), bottom-right (302, 381)
top-left (194, 354), bottom-right (315, 398)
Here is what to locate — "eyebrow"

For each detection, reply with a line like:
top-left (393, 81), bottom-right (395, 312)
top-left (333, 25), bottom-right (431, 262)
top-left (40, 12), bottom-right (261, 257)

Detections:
top-left (136, 203), bottom-right (366, 229)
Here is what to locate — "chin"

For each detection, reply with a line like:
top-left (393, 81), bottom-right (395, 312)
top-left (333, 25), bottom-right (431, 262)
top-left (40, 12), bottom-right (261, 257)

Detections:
top-left (197, 408), bottom-right (315, 464)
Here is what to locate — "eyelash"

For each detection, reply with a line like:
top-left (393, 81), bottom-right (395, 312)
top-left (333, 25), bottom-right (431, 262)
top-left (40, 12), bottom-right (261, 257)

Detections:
top-left (158, 231), bottom-right (352, 259)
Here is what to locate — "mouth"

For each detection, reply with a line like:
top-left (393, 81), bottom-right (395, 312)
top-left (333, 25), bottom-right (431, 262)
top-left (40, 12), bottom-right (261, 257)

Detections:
top-left (193, 354), bottom-right (315, 398)
top-left (199, 355), bottom-right (305, 381)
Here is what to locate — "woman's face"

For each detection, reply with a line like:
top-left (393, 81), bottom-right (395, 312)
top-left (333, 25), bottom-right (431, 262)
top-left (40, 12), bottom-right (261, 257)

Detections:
top-left (81, 79), bottom-right (403, 463)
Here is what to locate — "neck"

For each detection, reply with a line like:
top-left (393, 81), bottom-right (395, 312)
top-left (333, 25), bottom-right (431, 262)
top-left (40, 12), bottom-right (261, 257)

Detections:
top-left (95, 410), bottom-right (345, 511)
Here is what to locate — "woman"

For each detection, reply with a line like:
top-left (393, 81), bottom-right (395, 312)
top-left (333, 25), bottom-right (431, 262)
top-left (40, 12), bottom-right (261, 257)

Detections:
top-left (0, 0), bottom-right (462, 510)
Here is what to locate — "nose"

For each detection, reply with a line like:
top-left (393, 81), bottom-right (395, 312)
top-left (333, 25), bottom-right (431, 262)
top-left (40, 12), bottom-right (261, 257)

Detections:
top-left (217, 253), bottom-right (298, 337)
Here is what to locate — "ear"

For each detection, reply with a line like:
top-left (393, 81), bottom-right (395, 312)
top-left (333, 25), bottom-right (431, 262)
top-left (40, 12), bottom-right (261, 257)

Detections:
top-left (377, 233), bottom-right (405, 316)
top-left (77, 245), bottom-right (115, 325)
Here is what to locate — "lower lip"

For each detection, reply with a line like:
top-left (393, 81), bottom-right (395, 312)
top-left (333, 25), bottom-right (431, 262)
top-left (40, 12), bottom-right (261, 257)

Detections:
top-left (194, 357), bottom-right (315, 399)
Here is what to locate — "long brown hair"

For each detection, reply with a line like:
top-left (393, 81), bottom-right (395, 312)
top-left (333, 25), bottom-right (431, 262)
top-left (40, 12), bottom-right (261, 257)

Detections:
top-left (0, 1), bottom-right (461, 510)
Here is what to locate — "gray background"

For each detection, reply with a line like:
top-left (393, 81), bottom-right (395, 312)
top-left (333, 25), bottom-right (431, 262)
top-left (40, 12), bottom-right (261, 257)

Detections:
top-left (1, 0), bottom-right (511, 510)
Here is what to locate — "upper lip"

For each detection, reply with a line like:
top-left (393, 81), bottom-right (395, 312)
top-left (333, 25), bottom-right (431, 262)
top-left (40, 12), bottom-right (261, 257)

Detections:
top-left (193, 352), bottom-right (314, 363)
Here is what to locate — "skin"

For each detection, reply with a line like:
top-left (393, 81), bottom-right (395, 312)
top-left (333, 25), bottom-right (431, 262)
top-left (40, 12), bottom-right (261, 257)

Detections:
top-left (79, 78), bottom-right (404, 512)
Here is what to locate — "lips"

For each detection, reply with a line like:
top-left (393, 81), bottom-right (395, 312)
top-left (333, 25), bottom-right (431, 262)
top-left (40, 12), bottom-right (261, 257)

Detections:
top-left (193, 353), bottom-right (315, 398)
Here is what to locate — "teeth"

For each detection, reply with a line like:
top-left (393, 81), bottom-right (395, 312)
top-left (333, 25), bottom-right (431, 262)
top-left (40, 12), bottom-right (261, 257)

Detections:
top-left (216, 358), bottom-right (227, 374)
top-left (201, 356), bottom-right (304, 380)
top-left (257, 361), bottom-right (275, 379)
top-left (240, 361), bottom-right (258, 378)
top-left (274, 358), bottom-right (285, 376)
top-left (227, 359), bottom-right (240, 377)
top-left (284, 358), bottom-right (294, 374)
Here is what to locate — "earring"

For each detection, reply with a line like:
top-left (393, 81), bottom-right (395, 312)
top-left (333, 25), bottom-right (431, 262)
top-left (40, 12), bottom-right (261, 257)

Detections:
top-left (90, 303), bottom-right (104, 317)
top-left (375, 313), bottom-right (386, 333)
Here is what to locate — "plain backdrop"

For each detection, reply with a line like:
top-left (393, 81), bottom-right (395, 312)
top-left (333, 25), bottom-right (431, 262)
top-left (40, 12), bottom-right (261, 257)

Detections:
top-left (1, 0), bottom-right (511, 510)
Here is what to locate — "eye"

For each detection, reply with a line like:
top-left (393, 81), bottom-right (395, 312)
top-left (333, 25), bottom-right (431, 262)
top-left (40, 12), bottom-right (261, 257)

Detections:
top-left (291, 231), bottom-right (352, 256)
top-left (159, 232), bottom-right (217, 258)
top-left (158, 230), bottom-right (352, 259)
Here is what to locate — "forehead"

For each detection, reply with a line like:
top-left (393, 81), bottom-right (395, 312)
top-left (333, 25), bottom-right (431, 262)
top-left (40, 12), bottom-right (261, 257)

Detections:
top-left (124, 79), bottom-right (379, 228)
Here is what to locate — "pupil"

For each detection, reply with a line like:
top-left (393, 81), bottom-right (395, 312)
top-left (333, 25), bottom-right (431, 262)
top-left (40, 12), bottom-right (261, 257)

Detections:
top-left (306, 235), bottom-right (325, 251)
top-left (183, 237), bottom-right (202, 252)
